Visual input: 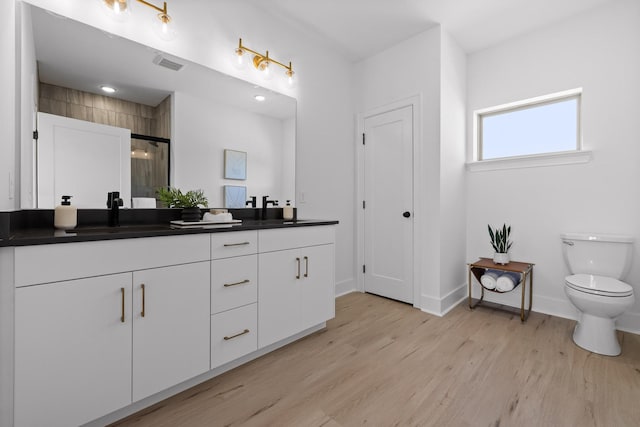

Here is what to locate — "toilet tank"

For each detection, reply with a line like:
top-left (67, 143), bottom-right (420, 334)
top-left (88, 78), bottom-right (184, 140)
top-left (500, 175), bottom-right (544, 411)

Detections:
top-left (561, 233), bottom-right (634, 279)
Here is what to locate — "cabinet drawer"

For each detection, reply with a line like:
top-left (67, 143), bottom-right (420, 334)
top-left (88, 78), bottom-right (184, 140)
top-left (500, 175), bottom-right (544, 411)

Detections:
top-left (258, 226), bottom-right (335, 253)
top-left (211, 231), bottom-right (258, 259)
top-left (14, 234), bottom-right (210, 287)
top-left (211, 255), bottom-right (257, 314)
top-left (211, 304), bottom-right (257, 369)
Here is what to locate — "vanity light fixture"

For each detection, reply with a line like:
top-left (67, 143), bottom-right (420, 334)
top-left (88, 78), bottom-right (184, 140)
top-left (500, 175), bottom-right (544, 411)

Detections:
top-left (101, 0), bottom-right (176, 40)
top-left (234, 38), bottom-right (296, 88)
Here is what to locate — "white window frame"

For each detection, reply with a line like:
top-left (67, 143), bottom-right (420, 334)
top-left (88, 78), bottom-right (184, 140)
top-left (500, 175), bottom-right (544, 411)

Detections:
top-left (467, 88), bottom-right (592, 171)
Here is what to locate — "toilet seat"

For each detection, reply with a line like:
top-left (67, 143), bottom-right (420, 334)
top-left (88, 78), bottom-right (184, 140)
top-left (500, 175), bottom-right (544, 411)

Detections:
top-left (565, 274), bottom-right (633, 297)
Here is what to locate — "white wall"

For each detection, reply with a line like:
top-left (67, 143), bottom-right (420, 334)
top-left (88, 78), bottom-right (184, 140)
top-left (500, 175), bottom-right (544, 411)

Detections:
top-left (354, 26), bottom-right (468, 314)
top-left (466, 0), bottom-right (640, 332)
top-left (19, 0), bottom-right (356, 292)
top-left (173, 91), bottom-right (292, 207)
top-left (19, 4), bottom-right (37, 209)
top-left (439, 30), bottom-right (467, 310)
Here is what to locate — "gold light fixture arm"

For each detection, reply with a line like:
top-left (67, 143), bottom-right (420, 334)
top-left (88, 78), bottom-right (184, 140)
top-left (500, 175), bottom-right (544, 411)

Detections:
top-left (238, 38), bottom-right (294, 74)
top-left (136, 0), bottom-right (167, 15)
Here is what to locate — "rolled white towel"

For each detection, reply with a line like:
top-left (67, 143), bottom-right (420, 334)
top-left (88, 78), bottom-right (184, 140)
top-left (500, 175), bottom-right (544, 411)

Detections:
top-left (496, 272), bottom-right (521, 292)
top-left (480, 270), bottom-right (499, 290)
top-left (202, 212), bottom-right (233, 223)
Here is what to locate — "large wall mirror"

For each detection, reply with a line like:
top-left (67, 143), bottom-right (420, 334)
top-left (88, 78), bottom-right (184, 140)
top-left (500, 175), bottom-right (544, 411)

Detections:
top-left (22, 4), bottom-right (296, 209)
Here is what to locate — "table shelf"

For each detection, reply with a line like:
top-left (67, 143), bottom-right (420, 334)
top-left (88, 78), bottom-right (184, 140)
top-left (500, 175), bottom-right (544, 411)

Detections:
top-left (468, 257), bottom-right (534, 321)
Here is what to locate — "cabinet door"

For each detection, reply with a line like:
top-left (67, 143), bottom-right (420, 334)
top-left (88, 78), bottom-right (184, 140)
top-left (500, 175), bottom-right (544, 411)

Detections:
top-left (299, 244), bottom-right (335, 331)
top-left (132, 262), bottom-right (210, 401)
top-left (258, 248), bottom-right (301, 348)
top-left (15, 273), bottom-right (133, 427)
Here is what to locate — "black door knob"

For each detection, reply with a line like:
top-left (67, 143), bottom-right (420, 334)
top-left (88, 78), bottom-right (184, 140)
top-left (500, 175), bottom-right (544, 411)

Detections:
top-left (403, 211), bottom-right (411, 218)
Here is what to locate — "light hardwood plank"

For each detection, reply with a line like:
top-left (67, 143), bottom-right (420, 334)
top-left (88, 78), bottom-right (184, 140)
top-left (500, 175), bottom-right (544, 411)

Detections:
top-left (111, 293), bottom-right (640, 427)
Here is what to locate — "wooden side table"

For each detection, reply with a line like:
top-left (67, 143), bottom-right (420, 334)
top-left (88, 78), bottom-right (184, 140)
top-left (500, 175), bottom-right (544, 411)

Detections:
top-left (468, 257), bottom-right (534, 321)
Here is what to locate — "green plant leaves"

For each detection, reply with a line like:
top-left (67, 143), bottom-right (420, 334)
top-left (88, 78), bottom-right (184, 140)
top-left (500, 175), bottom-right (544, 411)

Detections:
top-left (157, 187), bottom-right (208, 208)
top-left (487, 223), bottom-right (512, 254)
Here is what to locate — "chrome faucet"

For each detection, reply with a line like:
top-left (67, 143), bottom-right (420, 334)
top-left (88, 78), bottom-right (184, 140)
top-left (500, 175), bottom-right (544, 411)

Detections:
top-left (107, 191), bottom-right (123, 227)
top-left (261, 196), bottom-right (278, 220)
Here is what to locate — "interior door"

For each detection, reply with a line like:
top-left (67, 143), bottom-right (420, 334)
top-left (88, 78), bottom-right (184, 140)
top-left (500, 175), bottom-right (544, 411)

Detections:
top-left (37, 112), bottom-right (131, 208)
top-left (363, 106), bottom-right (413, 303)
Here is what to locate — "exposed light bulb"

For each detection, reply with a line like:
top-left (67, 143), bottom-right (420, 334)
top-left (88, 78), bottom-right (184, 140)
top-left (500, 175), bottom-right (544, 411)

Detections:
top-left (101, 0), bottom-right (130, 22)
top-left (232, 48), bottom-right (247, 70)
top-left (285, 69), bottom-right (297, 89)
top-left (260, 61), bottom-right (273, 81)
top-left (152, 13), bottom-right (177, 41)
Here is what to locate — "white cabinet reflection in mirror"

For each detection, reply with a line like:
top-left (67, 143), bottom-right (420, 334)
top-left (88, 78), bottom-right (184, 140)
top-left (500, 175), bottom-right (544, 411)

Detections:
top-left (37, 112), bottom-right (131, 209)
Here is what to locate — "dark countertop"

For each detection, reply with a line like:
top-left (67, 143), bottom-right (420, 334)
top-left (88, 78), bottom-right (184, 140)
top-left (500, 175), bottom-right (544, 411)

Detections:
top-left (0, 219), bottom-right (338, 247)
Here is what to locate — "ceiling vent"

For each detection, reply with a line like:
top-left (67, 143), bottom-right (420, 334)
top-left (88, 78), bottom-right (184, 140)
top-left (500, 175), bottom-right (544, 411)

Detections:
top-left (152, 54), bottom-right (184, 71)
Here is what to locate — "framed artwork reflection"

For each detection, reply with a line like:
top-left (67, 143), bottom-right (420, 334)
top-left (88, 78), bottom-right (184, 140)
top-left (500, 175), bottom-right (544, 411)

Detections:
top-left (224, 149), bottom-right (247, 180)
top-left (224, 185), bottom-right (247, 209)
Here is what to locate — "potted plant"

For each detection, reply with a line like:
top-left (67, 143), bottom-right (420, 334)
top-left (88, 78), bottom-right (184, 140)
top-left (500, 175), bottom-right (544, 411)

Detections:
top-left (488, 223), bottom-right (512, 265)
top-left (157, 187), bottom-right (208, 222)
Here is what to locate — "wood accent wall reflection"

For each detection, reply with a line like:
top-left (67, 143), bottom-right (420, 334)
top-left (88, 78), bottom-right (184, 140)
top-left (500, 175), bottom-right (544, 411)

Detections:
top-left (38, 83), bottom-right (171, 139)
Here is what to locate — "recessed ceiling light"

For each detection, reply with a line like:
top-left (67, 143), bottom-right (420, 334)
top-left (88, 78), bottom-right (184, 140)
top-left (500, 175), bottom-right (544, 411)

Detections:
top-left (254, 95), bottom-right (266, 102)
top-left (101, 85), bottom-right (117, 94)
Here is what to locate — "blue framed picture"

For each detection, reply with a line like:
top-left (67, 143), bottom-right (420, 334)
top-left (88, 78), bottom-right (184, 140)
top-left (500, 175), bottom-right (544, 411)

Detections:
top-left (224, 185), bottom-right (247, 208)
top-left (224, 149), bottom-right (247, 180)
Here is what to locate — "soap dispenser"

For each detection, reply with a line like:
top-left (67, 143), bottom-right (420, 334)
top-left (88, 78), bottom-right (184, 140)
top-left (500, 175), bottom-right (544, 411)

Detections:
top-left (54, 195), bottom-right (77, 230)
top-left (283, 200), bottom-right (294, 220)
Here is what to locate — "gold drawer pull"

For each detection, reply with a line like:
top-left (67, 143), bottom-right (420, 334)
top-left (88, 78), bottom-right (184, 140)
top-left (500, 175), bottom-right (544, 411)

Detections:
top-left (223, 242), bottom-right (250, 247)
top-left (120, 287), bottom-right (125, 323)
top-left (224, 329), bottom-right (250, 340)
top-left (224, 279), bottom-right (250, 287)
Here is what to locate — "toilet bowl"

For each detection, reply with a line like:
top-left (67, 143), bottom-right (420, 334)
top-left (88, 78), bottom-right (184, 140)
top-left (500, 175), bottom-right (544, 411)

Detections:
top-left (561, 233), bottom-right (635, 356)
top-left (564, 274), bottom-right (634, 356)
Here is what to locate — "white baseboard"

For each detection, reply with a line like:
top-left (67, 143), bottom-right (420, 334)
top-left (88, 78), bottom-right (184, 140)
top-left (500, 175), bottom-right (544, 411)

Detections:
top-left (335, 278), bottom-right (356, 297)
top-left (472, 290), bottom-right (640, 336)
top-left (419, 283), bottom-right (467, 317)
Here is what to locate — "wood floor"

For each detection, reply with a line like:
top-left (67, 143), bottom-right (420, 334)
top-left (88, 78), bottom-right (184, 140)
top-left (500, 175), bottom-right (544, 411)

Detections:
top-left (112, 292), bottom-right (640, 427)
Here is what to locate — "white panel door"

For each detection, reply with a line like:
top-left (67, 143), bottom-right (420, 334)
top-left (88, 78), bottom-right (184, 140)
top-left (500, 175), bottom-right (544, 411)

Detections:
top-left (132, 262), bottom-right (210, 401)
top-left (37, 112), bottom-right (131, 208)
top-left (15, 273), bottom-right (133, 427)
top-left (363, 106), bottom-right (414, 303)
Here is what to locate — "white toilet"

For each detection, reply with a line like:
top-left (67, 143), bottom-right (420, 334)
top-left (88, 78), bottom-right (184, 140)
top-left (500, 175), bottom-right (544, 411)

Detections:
top-left (561, 232), bottom-right (635, 356)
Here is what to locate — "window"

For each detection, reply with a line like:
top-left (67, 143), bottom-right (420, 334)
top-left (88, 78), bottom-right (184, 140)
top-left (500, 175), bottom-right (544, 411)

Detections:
top-left (475, 89), bottom-right (582, 162)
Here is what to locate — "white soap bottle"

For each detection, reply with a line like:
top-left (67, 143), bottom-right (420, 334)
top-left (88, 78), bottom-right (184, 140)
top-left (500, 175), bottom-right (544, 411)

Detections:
top-left (283, 200), bottom-right (294, 220)
top-left (54, 195), bottom-right (77, 230)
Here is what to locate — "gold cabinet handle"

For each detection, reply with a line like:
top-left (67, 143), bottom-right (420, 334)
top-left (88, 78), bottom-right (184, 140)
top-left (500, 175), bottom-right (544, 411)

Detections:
top-left (224, 279), bottom-right (250, 287)
top-left (304, 256), bottom-right (309, 278)
top-left (141, 284), bottom-right (145, 317)
top-left (223, 329), bottom-right (250, 340)
top-left (296, 257), bottom-right (301, 279)
top-left (223, 242), bottom-right (250, 247)
top-left (120, 287), bottom-right (125, 323)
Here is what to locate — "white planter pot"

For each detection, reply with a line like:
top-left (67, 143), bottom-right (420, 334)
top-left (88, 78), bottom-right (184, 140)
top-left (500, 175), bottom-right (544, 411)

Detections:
top-left (493, 252), bottom-right (510, 265)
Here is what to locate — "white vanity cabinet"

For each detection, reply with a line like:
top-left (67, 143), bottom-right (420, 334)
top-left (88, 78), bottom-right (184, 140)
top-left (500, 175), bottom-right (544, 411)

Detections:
top-left (210, 231), bottom-right (259, 369)
top-left (258, 227), bottom-right (336, 348)
top-left (131, 262), bottom-right (210, 401)
top-left (15, 273), bottom-right (133, 427)
top-left (13, 235), bottom-right (210, 427)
